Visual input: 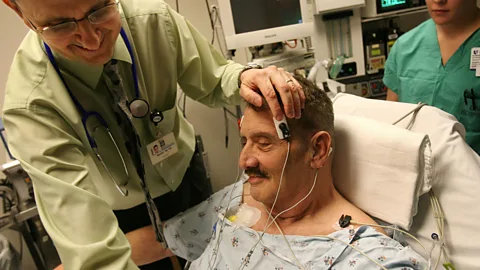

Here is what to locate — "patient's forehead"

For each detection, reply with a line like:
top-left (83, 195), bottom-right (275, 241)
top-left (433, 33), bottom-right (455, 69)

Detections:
top-left (240, 107), bottom-right (277, 137)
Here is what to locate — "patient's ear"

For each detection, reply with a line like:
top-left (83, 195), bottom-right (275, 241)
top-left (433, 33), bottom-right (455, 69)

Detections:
top-left (309, 131), bottom-right (331, 169)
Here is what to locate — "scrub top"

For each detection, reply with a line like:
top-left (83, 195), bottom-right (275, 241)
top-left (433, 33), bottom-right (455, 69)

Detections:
top-left (384, 19), bottom-right (480, 155)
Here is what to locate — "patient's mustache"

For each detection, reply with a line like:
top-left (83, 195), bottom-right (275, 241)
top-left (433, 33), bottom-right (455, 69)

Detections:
top-left (245, 168), bottom-right (269, 178)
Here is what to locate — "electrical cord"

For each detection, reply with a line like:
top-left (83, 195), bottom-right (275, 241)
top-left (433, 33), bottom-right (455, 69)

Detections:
top-left (176, 91), bottom-right (187, 118)
top-left (223, 108), bottom-right (229, 148)
top-left (349, 220), bottom-right (431, 269)
top-left (285, 40), bottom-right (297, 49)
top-left (392, 103), bottom-right (455, 270)
top-left (210, 6), bottom-right (220, 45)
top-left (262, 203), bottom-right (305, 270)
top-left (392, 102), bottom-right (426, 127)
top-left (208, 139), bottom-right (244, 270)
top-left (254, 169), bottom-right (317, 270)
top-left (263, 170), bottom-right (318, 232)
top-left (237, 141), bottom-right (291, 270)
top-left (313, 233), bottom-right (388, 270)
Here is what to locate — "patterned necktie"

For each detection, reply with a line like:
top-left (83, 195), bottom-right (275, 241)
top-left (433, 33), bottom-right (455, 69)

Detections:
top-left (103, 59), bottom-right (168, 248)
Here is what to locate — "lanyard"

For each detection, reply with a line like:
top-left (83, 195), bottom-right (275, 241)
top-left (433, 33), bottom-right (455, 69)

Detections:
top-left (119, 28), bottom-right (141, 100)
top-left (44, 28), bottom-right (168, 248)
top-left (45, 28), bottom-right (140, 115)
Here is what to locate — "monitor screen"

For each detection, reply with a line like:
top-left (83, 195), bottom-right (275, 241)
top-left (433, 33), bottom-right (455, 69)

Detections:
top-left (381, 0), bottom-right (407, 8)
top-left (230, 0), bottom-right (302, 34)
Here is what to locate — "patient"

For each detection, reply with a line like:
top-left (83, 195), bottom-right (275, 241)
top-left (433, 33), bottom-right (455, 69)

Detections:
top-left (163, 76), bottom-right (427, 269)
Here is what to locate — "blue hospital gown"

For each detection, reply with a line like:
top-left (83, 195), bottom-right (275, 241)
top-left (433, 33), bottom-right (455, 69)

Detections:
top-left (163, 183), bottom-right (427, 269)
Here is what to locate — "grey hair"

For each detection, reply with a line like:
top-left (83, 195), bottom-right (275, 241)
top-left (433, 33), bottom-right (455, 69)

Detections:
top-left (245, 75), bottom-right (335, 148)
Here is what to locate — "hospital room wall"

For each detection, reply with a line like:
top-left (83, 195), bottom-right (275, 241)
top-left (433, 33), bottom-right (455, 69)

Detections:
top-left (163, 0), bottom-right (250, 192)
top-left (0, 7), bottom-right (26, 164)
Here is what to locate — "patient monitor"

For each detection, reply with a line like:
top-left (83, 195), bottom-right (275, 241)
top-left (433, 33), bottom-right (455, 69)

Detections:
top-left (217, 0), bottom-right (314, 49)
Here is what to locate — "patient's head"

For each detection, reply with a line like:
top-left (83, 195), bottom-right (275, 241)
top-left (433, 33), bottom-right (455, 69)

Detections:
top-left (239, 75), bottom-right (334, 209)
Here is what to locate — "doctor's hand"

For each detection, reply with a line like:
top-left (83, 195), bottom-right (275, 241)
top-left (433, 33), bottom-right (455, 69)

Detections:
top-left (239, 66), bottom-right (305, 120)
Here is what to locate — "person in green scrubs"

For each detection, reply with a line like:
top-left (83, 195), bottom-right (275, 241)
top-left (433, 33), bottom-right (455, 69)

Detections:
top-left (384, 0), bottom-right (480, 155)
top-left (1, 0), bottom-right (305, 269)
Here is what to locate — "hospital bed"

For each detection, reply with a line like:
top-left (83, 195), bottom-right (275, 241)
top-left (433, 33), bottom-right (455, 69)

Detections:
top-left (331, 93), bottom-right (480, 270)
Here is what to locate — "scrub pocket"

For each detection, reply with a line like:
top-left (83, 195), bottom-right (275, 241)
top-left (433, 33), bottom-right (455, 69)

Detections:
top-left (451, 89), bottom-right (480, 154)
top-left (399, 77), bottom-right (436, 104)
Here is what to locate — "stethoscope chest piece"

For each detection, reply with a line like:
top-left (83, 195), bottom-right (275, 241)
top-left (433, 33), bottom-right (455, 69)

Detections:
top-left (129, 99), bottom-right (150, 118)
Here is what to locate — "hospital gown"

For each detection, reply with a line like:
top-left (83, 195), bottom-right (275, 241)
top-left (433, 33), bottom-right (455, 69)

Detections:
top-left (163, 183), bottom-right (427, 269)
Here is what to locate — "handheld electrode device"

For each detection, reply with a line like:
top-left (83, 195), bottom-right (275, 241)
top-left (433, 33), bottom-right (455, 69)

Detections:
top-left (273, 116), bottom-right (291, 140)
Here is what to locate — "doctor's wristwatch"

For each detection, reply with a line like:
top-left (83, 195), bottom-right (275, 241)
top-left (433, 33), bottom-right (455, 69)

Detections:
top-left (238, 63), bottom-right (264, 88)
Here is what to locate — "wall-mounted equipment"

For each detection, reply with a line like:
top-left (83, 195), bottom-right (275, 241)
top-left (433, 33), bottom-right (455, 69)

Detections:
top-left (314, 0), bottom-right (365, 14)
top-left (217, 0), bottom-right (315, 49)
top-left (364, 30), bottom-right (386, 74)
top-left (312, 8), bottom-right (366, 81)
top-left (362, 0), bottom-right (426, 18)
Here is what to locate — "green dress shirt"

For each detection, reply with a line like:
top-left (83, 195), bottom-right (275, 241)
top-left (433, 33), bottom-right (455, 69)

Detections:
top-left (2, 0), bottom-right (244, 269)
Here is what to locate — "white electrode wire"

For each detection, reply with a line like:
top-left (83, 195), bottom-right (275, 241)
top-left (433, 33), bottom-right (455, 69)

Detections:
top-left (263, 141), bottom-right (291, 232)
top-left (312, 234), bottom-right (388, 270)
top-left (264, 170), bottom-right (318, 231)
top-left (263, 170), bottom-right (434, 270)
top-left (350, 221), bottom-right (431, 270)
top-left (237, 141), bottom-right (291, 270)
top-left (208, 139), bottom-right (244, 270)
top-left (407, 107), bottom-right (422, 130)
top-left (258, 170), bottom-right (323, 270)
top-left (392, 103), bottom-right (426, 126)
top-left (269, 215), bottom-right (436, 270)
top-left (262, 205), bottom-right (305, 270)
top-left (262, 172), bottom-right (324, 269)
top-left (239, 153), bottom-right (320, 270)
top-left (428, 189), bottom-right (450, 270)
top-left (393, 103), bottom-right (452, 270)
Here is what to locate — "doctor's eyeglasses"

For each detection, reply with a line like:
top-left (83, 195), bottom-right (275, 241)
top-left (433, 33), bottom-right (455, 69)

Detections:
top-left (23, 1), bottom-right (120, 39)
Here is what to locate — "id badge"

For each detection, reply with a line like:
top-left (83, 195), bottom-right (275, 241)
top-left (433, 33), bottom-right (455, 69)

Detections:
top-left (147, 132), bottom-right (178, 165)
top-left (470, 47), bottom-right (480, 70)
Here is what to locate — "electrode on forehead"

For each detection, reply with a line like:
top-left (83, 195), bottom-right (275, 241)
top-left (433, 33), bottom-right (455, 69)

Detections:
top-left (273, 115), bottom-right (290, 140)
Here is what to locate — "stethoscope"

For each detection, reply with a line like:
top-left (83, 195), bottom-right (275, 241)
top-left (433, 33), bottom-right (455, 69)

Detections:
top-left (44, 28), bottom-right (163, 196)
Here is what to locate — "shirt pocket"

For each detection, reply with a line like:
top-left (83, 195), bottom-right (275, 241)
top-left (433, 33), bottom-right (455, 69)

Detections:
top-left (398, 77), bottom-right (436, 105)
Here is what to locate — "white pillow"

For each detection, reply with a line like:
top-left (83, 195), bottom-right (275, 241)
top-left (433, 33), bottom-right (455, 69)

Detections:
top-left (332, 93), bottom-right (480, 270)
top-left (332, 114), bottom-right (433, 230)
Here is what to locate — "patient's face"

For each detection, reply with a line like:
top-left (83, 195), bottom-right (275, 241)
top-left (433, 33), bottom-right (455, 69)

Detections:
top-left (239, 107), bottom-right (311, 206)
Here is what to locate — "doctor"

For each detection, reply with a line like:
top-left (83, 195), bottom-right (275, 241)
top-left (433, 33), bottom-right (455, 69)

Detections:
top-left (1, 0), bottom-right (305, 269)
top-left (384, 0), bottom-right (480, 155)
